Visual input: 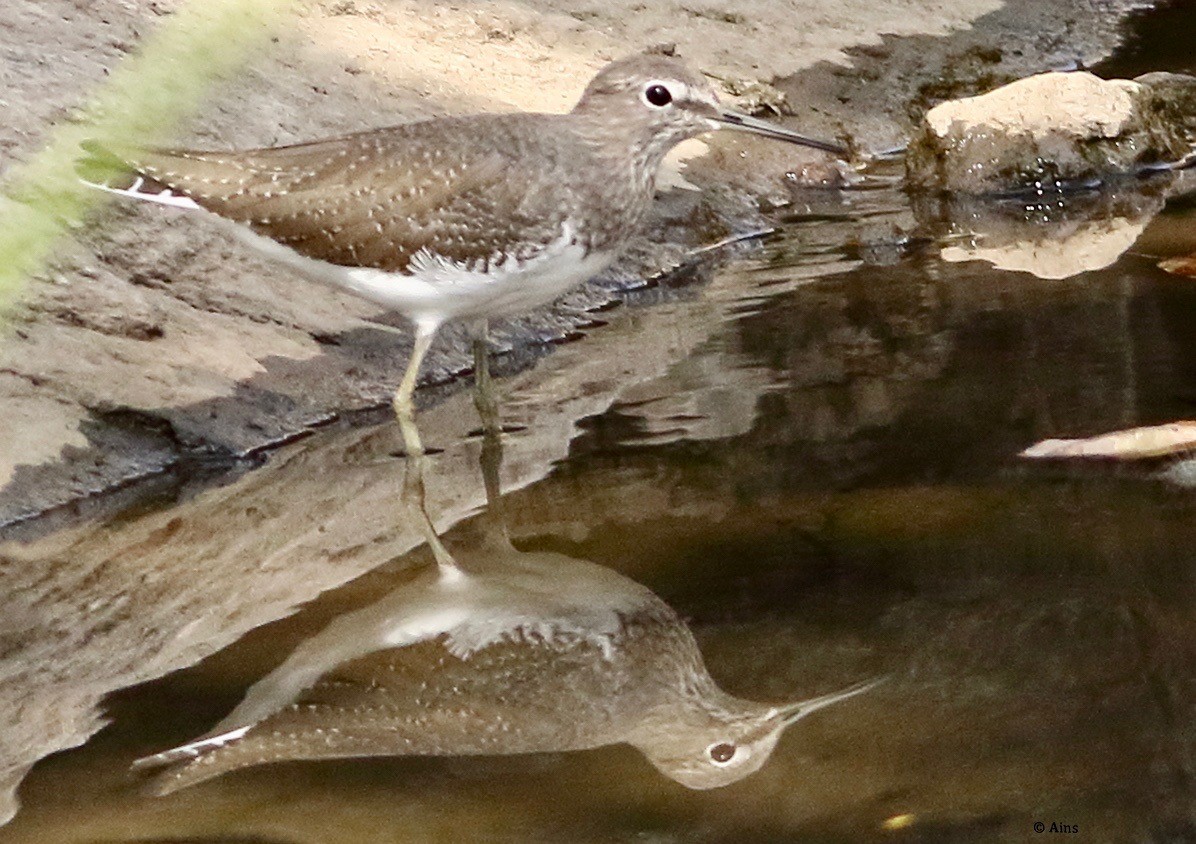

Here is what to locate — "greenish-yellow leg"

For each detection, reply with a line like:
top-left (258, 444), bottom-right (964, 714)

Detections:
top-left (392, 322), bottom-right (438, 458)
top-left (393, 321), bottom-right (461, 575)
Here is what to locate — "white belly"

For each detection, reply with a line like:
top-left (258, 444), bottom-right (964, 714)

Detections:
top-left (224, 220), bottom-right (617, 331)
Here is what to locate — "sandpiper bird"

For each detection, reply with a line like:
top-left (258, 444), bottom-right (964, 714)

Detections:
top-left (81, 52), bottom-right (843, 454)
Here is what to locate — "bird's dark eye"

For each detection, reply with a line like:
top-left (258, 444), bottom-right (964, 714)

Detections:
top-left (644, 84), bottom-right (673, 107)
top-left (708, 742), bottom-right (737, 764)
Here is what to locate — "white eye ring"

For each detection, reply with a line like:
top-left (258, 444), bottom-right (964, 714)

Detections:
top-left (642, 82), bottom-right (673, 108)
top-left (706, 741), bottom-right (737, 765)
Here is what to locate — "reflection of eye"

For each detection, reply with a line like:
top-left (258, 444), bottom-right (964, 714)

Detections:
top-left (707, 742), bottom-right (737, 765)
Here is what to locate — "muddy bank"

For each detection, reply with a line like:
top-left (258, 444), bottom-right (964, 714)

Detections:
top-left (0, 0), bottom-right (1156, 529)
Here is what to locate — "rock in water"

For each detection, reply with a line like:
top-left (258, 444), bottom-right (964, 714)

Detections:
top-left (1136, 71), bottom-right (1196, 146)
top-left (906, 71), bottom-right (1196, 194)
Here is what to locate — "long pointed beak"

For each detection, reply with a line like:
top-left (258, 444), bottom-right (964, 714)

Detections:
top-left (776, 676), bottom-right (885, 726)
top-left (713, 109), bottom-right (847, 156)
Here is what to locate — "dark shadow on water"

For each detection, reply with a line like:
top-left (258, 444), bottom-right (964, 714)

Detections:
top-left (1095, 0), bottom-right (1196, 79)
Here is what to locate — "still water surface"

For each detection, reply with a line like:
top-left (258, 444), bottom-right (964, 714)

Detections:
top-left (3, 175), bottom-right (1196, 841)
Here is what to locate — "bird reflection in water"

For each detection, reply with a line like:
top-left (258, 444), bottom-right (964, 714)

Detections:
top-left (137, 424), bottom-right (879, 794)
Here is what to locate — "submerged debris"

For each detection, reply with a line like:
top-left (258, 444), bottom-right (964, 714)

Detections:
top-left (1021, 421), bottom-right (1196, 461)
top-left (1159, 253), bottom-right (1196, 277)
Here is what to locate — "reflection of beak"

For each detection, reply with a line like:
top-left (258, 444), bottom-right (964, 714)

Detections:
top-left (713, 109), bottom-right (847, 155)
top-left (776, 676), bottom-right (884, 726)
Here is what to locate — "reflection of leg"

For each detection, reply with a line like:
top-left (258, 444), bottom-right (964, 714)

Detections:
top-left (403, 447), bottom-right (462, 578)
top-left (473, 324), bottom-right (511, 548)
top-left (472, 326), bottom-right (501, 442)
top-left (478, 414), bottom-right (510, 549)
top-left (393, 321), bottom-right (439, 458)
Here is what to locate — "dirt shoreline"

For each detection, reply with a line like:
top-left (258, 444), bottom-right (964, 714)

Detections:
top-left (0, 0), bottom-right (1155, 531)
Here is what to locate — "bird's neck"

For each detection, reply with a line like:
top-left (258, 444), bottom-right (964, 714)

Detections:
top-left (568, 111), bottom-right (674, 196)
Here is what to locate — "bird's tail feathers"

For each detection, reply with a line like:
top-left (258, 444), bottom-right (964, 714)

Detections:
top-left (76, 140), bottom-right (201, 210)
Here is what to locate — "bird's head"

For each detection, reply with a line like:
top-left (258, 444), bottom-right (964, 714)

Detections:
top-left (572, 53), bottom-right (845, 164)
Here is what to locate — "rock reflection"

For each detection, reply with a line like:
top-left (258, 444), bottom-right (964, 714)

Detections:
top-left (139, 438), bottom-right (876, 795)
top-left (920, 180), bottom-right (1170, 280)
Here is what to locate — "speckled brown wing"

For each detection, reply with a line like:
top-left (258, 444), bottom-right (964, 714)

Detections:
top-left (117, 117), bottom-right (572, 273)
top-left (146, 638), bottom-right (607, 795)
